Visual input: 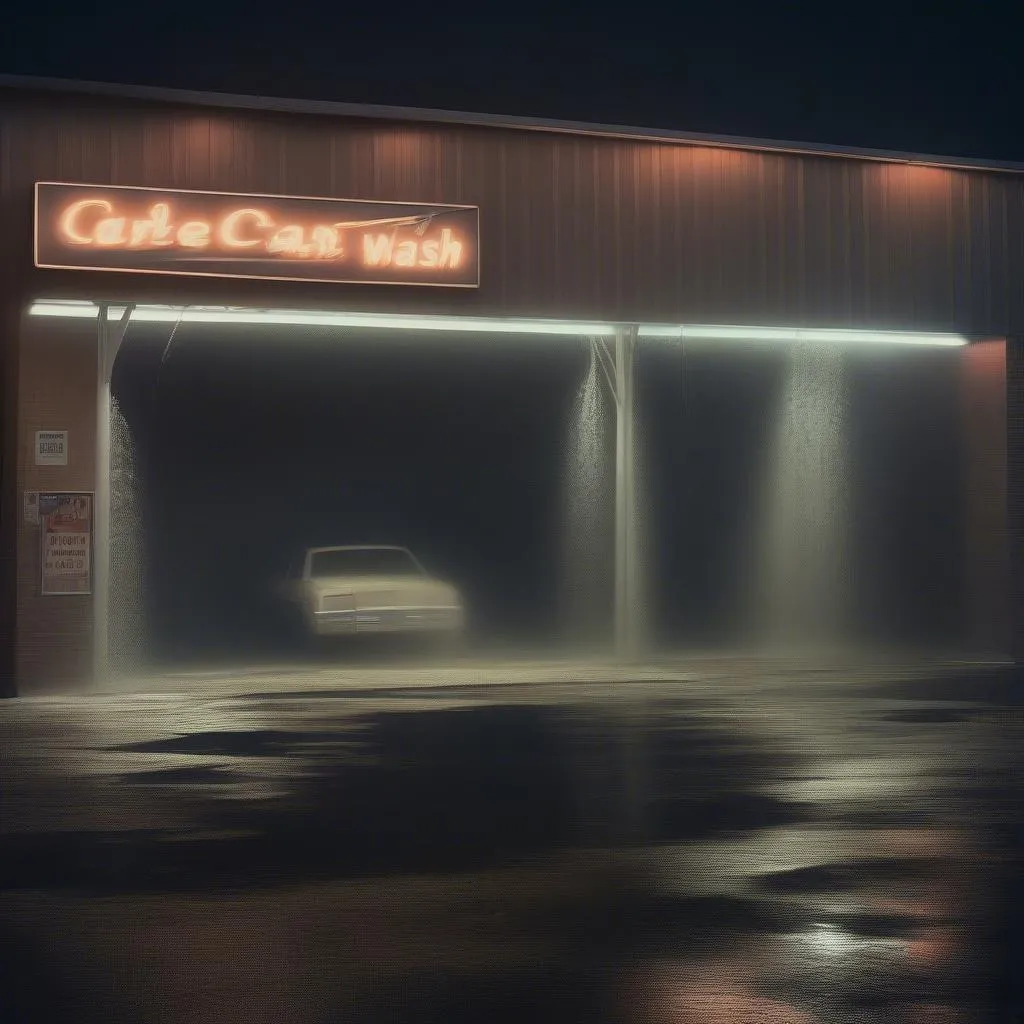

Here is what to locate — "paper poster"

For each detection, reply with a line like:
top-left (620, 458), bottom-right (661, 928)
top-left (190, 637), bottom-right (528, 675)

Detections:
top-left (39, 492), bottom-right (93, 595)
top-left (23, 491), bottom-right (39, 525)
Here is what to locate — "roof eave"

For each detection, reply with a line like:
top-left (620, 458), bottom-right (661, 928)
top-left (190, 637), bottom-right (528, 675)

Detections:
top-left (2, 73), bottom-right (1023, 175)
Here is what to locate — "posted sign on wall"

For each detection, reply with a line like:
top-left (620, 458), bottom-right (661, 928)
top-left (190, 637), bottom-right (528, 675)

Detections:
top-left (39, 492), bottom-right (93, 595)
top-left (35, 182), bottom-right (480, 288)
top-left (34, 430), bottom-right (68, 466)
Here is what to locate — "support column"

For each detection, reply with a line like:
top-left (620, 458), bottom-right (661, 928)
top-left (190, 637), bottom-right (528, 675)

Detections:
top-left (93, 303), bottom-right (133, 686)
top-left (614, 326), bottom-right (639, 659)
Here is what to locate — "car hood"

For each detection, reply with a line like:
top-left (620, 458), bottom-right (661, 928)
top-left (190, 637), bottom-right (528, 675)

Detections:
top-left (308, 575), bottom-right (460, 603)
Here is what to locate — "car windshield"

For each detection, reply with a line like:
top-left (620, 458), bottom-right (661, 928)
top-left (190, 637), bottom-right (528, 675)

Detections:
top-left (308, 548), bottom-right (423, 578)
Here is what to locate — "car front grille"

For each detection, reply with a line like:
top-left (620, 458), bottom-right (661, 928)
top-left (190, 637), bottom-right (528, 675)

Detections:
top-left (354, 606), bottom-right (461, 630)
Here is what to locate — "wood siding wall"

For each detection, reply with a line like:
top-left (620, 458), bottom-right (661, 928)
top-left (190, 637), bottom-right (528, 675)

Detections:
top-left (14, 317), bottom-right (96, 690)
top-left (961, 341), bottom-right (1009, 655)
top-left (1, 89), bottom-right (1023, 332)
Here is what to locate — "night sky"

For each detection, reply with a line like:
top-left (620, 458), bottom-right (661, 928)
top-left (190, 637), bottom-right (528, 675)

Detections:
top-left (1, 6), bottom-right (1021, 162)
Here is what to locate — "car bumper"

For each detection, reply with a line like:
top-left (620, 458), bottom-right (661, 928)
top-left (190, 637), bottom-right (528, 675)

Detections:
top-left (312, 605), bottom-right (464, 636)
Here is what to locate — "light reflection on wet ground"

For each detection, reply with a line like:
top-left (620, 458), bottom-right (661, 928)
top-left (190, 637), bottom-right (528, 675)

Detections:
top-left (0, 659), bottom-right (1020, 1023)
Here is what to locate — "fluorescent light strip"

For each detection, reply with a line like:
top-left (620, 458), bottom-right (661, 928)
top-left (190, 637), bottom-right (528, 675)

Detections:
top-left (639, 323), bottom-right (968, 347)
top-left (27, 301), bottom-right (616, 337)
top-left (28, 302), bottom-right (969, 347)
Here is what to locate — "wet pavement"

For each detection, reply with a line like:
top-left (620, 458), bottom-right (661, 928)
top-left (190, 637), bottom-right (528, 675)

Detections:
top-left (0, 658), bottom-right (1021, 1023)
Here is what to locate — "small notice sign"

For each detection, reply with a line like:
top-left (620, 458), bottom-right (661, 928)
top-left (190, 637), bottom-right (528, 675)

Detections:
top-left (39, 492), bottom-right (92, 595)
top-left (35, 430), bottom-right (68, 466)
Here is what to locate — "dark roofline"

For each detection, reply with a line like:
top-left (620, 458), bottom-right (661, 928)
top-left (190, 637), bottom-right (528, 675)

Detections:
top-left (3, 73), bottom-right (1024, 175)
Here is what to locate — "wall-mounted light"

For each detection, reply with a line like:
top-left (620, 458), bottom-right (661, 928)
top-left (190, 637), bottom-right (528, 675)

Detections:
top-left (27, 300), bottom-right (617, 337)
top-left (639, 323), bottom-right (968, 347)
top-left (27, 301), bottom-right (970, 346)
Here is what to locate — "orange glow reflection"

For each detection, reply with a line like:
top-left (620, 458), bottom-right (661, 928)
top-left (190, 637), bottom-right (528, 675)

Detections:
top-left (627, 961), bottom-right (815, 1024)
top-left (904, 163), bottom-right (953, 193)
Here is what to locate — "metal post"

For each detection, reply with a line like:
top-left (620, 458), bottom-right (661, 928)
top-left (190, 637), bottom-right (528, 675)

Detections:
top-left (614, 326), bottom-right (638, 659)
top-left (93, 303), bottom-right (133, 686)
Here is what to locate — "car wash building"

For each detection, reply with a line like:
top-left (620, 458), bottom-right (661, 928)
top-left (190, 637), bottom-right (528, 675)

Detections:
top-left (0, 74), bottom-right (1020, 696)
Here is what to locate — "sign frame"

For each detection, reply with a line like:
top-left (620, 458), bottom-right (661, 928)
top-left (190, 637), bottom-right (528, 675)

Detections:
top-left (34, 181), bottom-right (481, 289)
top-left (38, 491), bottom-right (94, 596)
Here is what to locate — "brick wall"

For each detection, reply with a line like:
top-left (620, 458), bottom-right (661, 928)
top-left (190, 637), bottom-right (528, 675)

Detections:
top-left (16, 315), bottom-right (96, 692)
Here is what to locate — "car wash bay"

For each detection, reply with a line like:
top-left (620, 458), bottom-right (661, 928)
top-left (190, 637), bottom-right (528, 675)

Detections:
top-left (110, 321), bottom-right (605, 666)
top-left (102, 313), bottom-right (969, 672)
top-left (637, 339), bottom-right (966, 650)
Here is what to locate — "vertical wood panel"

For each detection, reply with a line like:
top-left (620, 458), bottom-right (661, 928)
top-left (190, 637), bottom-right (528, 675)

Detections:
top-left (886, 165), bottom-right (915, 327)
top-left (571, 138), bottom-right (598, 319)
top-left (660, 146), bottom-right (685, 322)
top-left (527, 134), bottom-right (558, 310)
top-left (991, 183), bottom-right (1011, 333)
top-left (948, 172), bottom-right (971, 327)
top-left (629, 143), bottom-right (652, 316)
top-left (802, 156), bottom-right (834, 321)
top-left (721, 150), bottom-right (760, 322)
top-left (967, 174), bottom-right (995, 333)
top-left (750, 155), bottom-right (772, 319)
top-left (760, 154), bottom-right (787, 320)
top-left (913, 167), bottom-right (956, 326)
top-left (507, 133), bottom-right (538, 310)
top-left (278, 120), bottom-right (333, 197)
top-left (860, 164), bottom-right (888, 325)
top-left (840, 163), bottom-right (862, 322)
top-left (961, 341), bottom-right (1009, 654)
top-left (673, 147), bottom-right (700, 320)
top-left (688, 148), bottom-right (719, 316)
top-left (785, 154), bottom-right (807, 319)
top-left (644, 144), bottom-right (666, 317)
top-left (1009, 181), bottom-right (1024, 332)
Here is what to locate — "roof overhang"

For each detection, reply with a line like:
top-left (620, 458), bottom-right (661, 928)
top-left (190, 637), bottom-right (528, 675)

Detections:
top-left (2, 74), bottom-right (1023, 175)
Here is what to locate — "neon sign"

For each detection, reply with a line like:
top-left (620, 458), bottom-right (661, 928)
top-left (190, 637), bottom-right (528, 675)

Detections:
top-left (35, 183), bottom-right (480, 287)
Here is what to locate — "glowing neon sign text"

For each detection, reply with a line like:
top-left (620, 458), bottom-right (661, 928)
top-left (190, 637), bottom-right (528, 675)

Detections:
top-left (36, 183), bottom-right (480, 287)
top-left (56, 199), bottom-right (465, 270)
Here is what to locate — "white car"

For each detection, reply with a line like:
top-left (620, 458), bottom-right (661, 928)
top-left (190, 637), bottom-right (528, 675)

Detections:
top-left (278, 545), bottom-right (465, 640)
